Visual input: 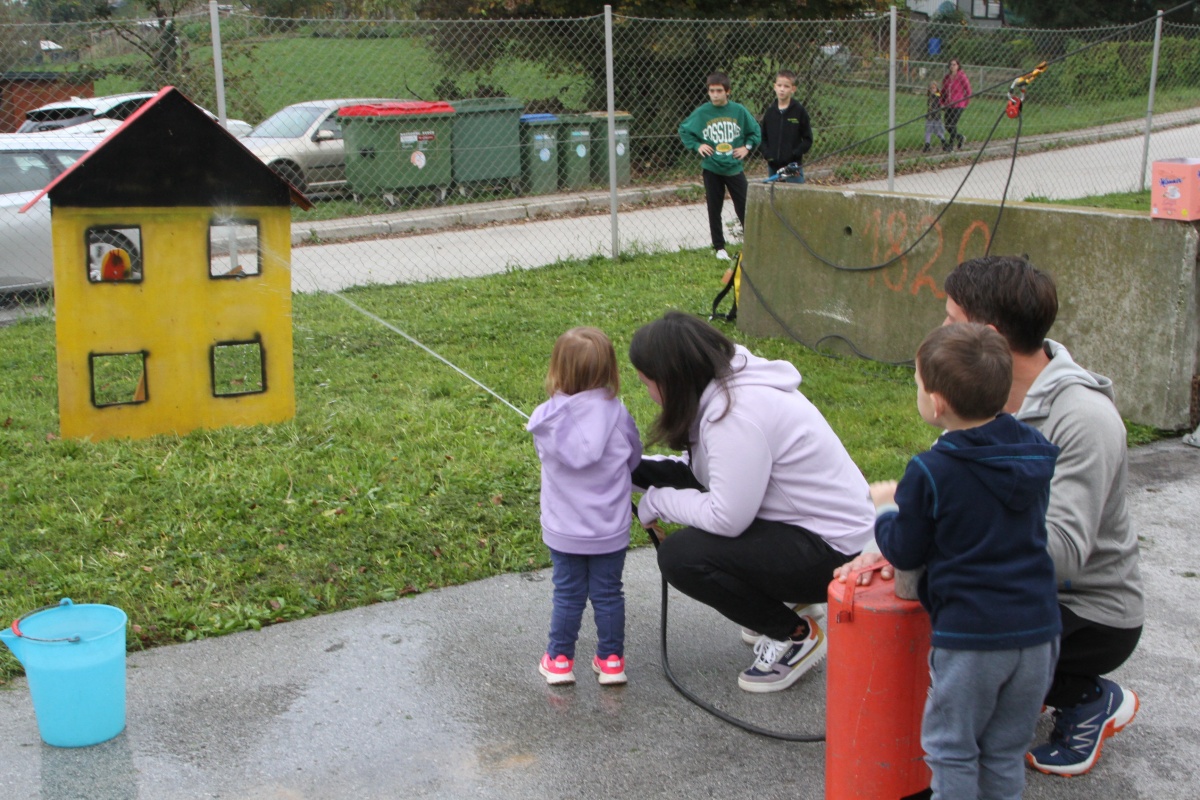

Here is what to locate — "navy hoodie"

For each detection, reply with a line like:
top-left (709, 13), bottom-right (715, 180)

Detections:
top-left (875, 413), bottom-right (1062, 651)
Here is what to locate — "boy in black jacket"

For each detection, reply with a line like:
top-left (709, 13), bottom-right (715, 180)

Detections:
top-left (760, 70), bottom-right (813, 183)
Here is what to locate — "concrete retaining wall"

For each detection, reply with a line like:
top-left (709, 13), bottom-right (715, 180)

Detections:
top-left (740, 183), bottom-right (1200, 429)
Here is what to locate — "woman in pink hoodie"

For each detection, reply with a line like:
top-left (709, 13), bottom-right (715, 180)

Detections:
top-left (630, 312), bottom-right (874, 694)
top-left (941, 58), bottom-right (972, 151)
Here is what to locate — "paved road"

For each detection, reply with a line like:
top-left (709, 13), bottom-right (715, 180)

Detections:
top-left (1, 438), bottom-right (1197, 799)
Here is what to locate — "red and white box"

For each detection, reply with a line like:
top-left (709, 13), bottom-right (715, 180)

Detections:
top-left (1151, 158), bottom-right (1200, 221)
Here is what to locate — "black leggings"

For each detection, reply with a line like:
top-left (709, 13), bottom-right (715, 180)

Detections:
top-left (702, 168), bottom-right (749, 251)
top-left (943, 107), bottom-right (965, 148)
top-left (634, 458), bottom-right (853, 641)
top-left (1045, 604), bottom-right (1142, 708)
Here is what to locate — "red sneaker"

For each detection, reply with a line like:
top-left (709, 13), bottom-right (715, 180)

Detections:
top-left (592, 654), bottom-right (627, 685)
top-left (539, 653), bottom-right (575, 685)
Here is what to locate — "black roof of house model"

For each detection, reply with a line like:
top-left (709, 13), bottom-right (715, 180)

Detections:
top-left (25, 86), bottom-right (312, 211)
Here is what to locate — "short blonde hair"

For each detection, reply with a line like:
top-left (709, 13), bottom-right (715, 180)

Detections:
top-left (545, 327), bottom-right (620, 397)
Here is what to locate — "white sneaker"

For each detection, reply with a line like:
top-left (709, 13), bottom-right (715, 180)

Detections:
top-left (738, 615), bottom-right (826, 693)
top-left (715, 248), bottom-right (731, 261)
top-left (740, 603), bottom-right (826, 645)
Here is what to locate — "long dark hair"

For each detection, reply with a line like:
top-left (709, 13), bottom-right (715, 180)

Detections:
top-left (628, 312), bottom-right (735, 450)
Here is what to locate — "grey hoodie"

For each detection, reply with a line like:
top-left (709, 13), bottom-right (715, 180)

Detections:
top-left (1016, 340), bottom-right (1144, 629)
top-left (636, 346), bottom-right (874, 555)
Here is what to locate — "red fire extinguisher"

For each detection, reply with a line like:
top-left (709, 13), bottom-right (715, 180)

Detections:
top-left (826, 563), bottom-right (932, 799)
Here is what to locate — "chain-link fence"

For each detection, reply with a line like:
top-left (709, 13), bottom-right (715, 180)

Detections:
top-left (0, 8), bottom-right (1197, 294)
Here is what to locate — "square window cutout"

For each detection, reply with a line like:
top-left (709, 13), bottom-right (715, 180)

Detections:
top-left (91, 352), bottom-right (148, 406)
top-left (87, 227), bottom-right (142, 282)
top-left (212, 340), bottom-right (265, 396)
top-left (209, 221), bottom-right (260, 277)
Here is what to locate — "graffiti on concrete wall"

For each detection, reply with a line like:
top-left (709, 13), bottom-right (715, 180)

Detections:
top-left (862, 209), bottom-right (993, 300)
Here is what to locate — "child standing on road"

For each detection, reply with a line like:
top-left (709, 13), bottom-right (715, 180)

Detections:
top-left (760, 70), bottom-right (813, 183)
top-left (678, 71), bottom-right (762, 262)
top-left (872, 323), bottom-right (1061, 800)
top-left (528, 327), bottom-right (642, 687)
top-left (923, 81), bottom-right (948, 153)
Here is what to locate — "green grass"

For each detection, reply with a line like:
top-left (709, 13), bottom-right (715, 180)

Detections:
top-left (1024, 189), bottom-right (1151, 212)
top-left (0, 247), bottom-right (1170, 680)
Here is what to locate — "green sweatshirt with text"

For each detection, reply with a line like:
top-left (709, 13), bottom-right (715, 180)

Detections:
top-left (678, 101), bottom-right (762, 177)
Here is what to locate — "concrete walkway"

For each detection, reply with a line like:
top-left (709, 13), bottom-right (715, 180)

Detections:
top-left (1, 438), bottom-right (1198, 799)
top-left (284, 109), bottom-right (1200, 294)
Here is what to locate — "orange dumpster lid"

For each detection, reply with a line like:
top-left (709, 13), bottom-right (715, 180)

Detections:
top-left (338, 101), bottom-right (456, 117)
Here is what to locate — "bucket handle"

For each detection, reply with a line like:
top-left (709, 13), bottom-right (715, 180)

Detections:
top-left (835, 562), bottom-right (890, 624)
top-left (10, 598), bottom-right (81, 643)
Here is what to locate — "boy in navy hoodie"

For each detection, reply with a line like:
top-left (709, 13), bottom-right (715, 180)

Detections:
top-left (872, 322), bottom-right (1061, 800)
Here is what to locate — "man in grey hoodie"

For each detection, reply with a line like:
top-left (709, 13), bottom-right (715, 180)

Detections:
top-left (942, 256), bottom-right (1142, 779)
top-left (838, 255), bottom-right (1143, 779)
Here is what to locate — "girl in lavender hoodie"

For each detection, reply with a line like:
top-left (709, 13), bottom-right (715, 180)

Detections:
top-left (528, 327), bottom-right (643, 686)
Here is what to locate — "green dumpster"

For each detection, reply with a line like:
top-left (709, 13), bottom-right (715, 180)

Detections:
top-left (338, 101), bottom-right (455, 203)
top-left (449, 97), bottom-right (523, 191)
top-left (558, 114), bottom-right (593, 191)
top-left (586, 110), bottom-right (633, 187)
top-left (519, 113), bottom-right (559, 196)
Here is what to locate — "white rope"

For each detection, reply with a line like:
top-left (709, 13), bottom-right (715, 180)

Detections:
top-left (329, 292), bottom-right (530, 421)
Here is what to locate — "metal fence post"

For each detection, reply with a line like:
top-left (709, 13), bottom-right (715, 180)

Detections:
top-left (605, 5), bottom-right (619, 259)
top-left (888, 6), bottom-right (897, 191)
top-left (208, 1), bottom-right (228, 131)
top-left (1140, 10), bottom-right (1164, 192)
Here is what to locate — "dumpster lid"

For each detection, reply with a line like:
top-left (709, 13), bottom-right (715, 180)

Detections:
top-left (338, 101), bottom-right (455, 117)
top-left (520, 113), bottom-right (558, 122)
top-left (449, 97), bottom-right (525, 112)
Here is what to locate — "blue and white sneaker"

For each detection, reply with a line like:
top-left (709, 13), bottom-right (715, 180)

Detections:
top-left (1026, 678), bottom-right (1139, 776)
top-left (737, 615), bottom-right (826, 693)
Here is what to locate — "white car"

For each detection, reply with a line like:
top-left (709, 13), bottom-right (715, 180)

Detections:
top-left (240, 98), bottom-right (406, 195)
top-left (0, 133), bottom-right (108, 294)
top-left (19, 92), bottom-right (253, 138)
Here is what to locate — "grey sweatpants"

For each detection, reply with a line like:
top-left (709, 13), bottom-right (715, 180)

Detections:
top-left (923, 640), bottom-right (1059, 800)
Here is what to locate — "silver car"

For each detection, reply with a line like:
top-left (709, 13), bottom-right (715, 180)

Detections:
top-left (19, 92), bottom-right (253, 138)
top-left (240, 98), bottom-right (405, 195)
top-left (0, 133), bottom-right (114, 294)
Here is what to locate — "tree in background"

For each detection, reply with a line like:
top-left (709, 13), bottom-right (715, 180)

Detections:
top-left (1003, 0), bottom-right (1199, 27)
top-left (27, 0), bottom-right (111, 23)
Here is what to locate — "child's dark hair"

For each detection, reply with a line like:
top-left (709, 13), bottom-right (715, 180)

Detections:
top-left (706, 71), bottom-right (731, 91)
top-left (775, 70), bottom-right (798, 87)
top-left (628, 311), bottom-right (734, 450)
top-left (943, 255), bottom-right (1058, 355)
top-left (546, 327), bottom-right (620, 398)
top-left (916, 323), bottom-right (1012, 420)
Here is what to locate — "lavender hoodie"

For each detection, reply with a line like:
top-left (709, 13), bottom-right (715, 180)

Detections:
top-left (635, 346), bottom-right (874, 556)
top-left (527, 388), bottom-right (643, 555)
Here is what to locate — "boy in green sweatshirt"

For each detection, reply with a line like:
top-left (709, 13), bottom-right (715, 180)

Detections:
top-left (678, 71), bottom-right (762, 261)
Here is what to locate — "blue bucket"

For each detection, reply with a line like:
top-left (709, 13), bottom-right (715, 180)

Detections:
top-left (0, 598), bottom-right (127, 747)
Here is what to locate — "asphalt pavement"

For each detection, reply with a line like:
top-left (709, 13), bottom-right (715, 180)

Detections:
top-left (1, 437), bottom-right (1198, 799)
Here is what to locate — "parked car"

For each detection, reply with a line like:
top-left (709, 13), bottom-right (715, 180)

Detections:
top-left (240, 98), bottom-right (405, 195)
top-left (19, 92), bottom-right (253, 138)
top-left (0, 133), bottom-right (112, 294)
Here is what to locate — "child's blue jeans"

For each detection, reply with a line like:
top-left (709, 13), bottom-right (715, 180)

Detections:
top-left (547, 547), bottom-right (626, 660)
top-left (922, 640), bottom-right (1059, 800)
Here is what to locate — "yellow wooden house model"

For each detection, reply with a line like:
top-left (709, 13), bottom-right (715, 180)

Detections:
top-left (25, 86), bottom-right (311, 441)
